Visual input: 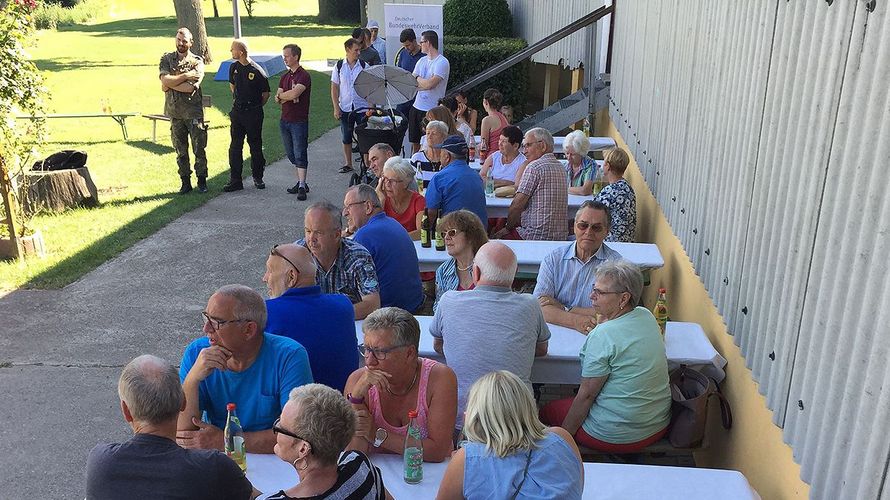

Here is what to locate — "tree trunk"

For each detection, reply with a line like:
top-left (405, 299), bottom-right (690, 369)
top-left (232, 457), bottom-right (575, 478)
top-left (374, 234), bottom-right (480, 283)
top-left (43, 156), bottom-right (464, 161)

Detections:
top-left (0, 156), bottom-right (23, 260)
top-left (172, 0), bottom-right (212, 64)
top-left (212, 0), bottom-right (219, 18)
top-left (18, 167), bottom-right (99, 215)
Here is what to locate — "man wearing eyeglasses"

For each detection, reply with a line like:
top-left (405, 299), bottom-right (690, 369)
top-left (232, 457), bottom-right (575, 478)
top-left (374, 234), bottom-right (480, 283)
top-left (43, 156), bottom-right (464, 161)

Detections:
top-left (534, 201), bottom-right (621, 333)
top-left (263, 244), bottom-right (359, 392)
top-left (344, 184), bottom-right (424, 313)
top-left (493, 128), bottom-right (568, 241)
top-left (176, 285), bottom-right (313, 453)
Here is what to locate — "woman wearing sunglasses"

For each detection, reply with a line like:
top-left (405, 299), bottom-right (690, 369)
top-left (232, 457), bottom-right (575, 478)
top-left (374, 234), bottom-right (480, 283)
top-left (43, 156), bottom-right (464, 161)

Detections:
top-left (432, 210), bottom-right (489, 311)
top-left (344, 307), bottom-right (458, 463)
top-left (262, 384), bottom-right (392, 500)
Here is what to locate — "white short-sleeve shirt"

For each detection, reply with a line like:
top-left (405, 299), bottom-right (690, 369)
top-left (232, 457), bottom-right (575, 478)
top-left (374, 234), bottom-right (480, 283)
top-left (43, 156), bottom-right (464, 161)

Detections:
top-left (331, 59), bottom-right (368, 111)
top-left (412, 54), bottom-right (450, 112)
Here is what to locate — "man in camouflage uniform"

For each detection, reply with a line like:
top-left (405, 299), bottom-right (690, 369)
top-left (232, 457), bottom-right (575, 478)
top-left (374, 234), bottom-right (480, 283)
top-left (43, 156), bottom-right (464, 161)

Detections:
top-left (159, 28), bottom-right (208, 194)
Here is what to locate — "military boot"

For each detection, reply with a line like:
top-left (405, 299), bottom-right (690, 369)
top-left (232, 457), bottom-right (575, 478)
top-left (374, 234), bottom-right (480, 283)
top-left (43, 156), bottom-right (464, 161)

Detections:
top-left (197, 176), bottom-right (208, 193)
top-left (178, 176), bottom-right (193, 194)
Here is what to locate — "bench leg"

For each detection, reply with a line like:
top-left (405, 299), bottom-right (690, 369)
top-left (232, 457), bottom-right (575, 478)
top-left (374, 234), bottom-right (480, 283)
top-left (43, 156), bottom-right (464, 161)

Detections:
top-left (152, 120), bottom-right (157, 142)
top-left (112, 116), bottom-right (129, 141)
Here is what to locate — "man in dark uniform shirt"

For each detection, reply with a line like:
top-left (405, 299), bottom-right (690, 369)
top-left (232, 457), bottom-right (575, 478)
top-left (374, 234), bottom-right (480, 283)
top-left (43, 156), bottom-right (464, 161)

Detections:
top-left (225, 38), bottom-right (271, 192)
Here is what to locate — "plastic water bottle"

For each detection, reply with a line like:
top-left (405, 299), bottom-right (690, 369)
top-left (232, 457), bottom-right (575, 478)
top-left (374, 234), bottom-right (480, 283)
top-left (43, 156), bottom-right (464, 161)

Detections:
top-left (653, 288), bottom-right (669, 337)
top-left (224, 403), bottom-right (247, 472)
top-left (582, 116), bottom-right (591, 137)
top-left (403, 409), bottom-right (423, 484)
top-left (485, 168), bottom-right (495, 197)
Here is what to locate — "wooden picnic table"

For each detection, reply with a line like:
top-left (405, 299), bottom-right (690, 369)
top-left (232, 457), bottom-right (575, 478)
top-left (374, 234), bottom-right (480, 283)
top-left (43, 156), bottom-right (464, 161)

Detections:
top-left (16, 113), bottom-right (139, 140)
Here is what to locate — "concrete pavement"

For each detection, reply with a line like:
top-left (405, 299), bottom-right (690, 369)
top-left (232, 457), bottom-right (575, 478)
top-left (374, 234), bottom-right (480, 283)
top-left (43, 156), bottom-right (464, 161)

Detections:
top-left (0, 127), bottom-right (357, 498)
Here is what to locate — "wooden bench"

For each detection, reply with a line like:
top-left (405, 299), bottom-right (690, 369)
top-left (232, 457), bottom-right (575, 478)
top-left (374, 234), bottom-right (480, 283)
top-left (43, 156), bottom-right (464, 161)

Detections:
top-left (578, 438), bottom-right (704, 466)
top-left (145, 95), bottom-right (212, 142)
top-left (16, 113), bottom-right (139, 140)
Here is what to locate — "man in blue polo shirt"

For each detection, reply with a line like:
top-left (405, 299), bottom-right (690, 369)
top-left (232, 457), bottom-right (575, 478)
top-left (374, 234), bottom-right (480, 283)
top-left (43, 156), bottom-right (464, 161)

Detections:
top-left (177, 285), bottom-right (313, 453)
top-left (425, 134), bottom-right (487, 227)
top-left (344, 184), bottom-right (424, 312)
top-left (263, 243), bottom-right (358, 392)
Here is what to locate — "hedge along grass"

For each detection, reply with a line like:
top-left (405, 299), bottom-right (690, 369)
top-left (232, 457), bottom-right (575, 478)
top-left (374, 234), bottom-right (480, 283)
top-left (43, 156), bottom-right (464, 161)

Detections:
top-left (444, 37), bottom-right (529, 117)
top-left (0, 7), bottom-right (350, 290)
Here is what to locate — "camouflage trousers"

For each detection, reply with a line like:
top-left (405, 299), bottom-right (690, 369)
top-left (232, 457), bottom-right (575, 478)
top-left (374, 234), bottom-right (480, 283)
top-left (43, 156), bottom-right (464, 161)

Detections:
top-left (170, 118), bottom-right (208, 178)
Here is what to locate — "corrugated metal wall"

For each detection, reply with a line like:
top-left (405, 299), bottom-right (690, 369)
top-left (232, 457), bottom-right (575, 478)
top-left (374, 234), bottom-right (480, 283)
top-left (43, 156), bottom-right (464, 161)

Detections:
top-left (611, 1), bottom-right (890, 498)
top-left (507, 0), bottom-right (600, 69)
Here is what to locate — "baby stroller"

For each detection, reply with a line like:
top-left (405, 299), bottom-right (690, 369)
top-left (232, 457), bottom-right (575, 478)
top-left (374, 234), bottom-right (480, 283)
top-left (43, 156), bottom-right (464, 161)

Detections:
top-left (349, 106), bottom-right (408, 187)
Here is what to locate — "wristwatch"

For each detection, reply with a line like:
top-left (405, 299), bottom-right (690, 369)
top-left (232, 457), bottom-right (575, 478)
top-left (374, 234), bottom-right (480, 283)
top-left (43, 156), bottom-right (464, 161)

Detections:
top-left (373, 427), bottom-right (388, 447)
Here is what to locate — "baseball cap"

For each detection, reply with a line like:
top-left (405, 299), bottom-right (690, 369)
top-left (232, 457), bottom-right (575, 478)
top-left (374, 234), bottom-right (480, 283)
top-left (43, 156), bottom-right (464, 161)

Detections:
top-left (366, 20), bottom-right (380, 29)
top-left (432, 135), bottom-right (468, 155)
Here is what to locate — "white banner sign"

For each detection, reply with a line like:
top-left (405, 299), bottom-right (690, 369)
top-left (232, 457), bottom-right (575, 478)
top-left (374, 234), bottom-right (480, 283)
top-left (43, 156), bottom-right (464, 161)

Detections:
top-left (383, 3), bottom-right (443, 66)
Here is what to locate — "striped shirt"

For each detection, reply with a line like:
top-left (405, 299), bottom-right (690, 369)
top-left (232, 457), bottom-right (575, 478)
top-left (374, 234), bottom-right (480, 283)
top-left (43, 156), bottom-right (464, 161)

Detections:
top-left (262, 450), bottom-right (386, 500)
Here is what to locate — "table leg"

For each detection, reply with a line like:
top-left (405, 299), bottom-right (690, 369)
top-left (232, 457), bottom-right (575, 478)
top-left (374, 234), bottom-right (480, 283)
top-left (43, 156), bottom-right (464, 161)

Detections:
top-left (112, 116), bottom-right (128, 141)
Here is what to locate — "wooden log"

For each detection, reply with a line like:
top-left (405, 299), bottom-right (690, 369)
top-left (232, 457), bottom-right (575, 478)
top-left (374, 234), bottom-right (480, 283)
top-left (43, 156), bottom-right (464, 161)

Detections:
top-left (17, 166), bottom-right (99, 215)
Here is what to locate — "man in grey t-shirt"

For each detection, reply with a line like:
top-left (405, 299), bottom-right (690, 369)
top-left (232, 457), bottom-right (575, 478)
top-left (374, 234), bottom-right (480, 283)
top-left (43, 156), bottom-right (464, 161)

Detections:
top-left (431, 242), bottom-right (550, 429)
top-left (86, 355), bottom-right (253, 500)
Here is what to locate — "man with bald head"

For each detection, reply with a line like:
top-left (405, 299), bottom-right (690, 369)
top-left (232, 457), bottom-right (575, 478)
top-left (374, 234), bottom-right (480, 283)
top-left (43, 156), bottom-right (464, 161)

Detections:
top-left (177, 285), bottom-right (313, 453)
top-left (430, 242), bottom-right (550, 430)
top-left (86, 355), bottom-right (253, 499)
top-left (264, 244), bottom-right (358, 391)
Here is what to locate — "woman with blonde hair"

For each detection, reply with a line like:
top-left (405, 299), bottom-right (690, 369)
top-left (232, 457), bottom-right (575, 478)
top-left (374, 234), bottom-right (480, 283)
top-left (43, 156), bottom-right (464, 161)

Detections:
top-left (436, 371), bottom-right (584, 500)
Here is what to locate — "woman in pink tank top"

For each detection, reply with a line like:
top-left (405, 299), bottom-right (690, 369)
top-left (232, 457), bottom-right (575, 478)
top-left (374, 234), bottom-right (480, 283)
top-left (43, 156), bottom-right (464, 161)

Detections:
top-left (344, 308), bottom-right (458, 463)
top-left (480, 88), bottom-right (509, 154)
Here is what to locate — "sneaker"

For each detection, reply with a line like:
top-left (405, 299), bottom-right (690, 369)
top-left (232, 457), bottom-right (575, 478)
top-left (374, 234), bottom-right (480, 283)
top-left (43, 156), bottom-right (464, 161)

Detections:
top-left (253, 178), bottom-right (266, 189)
top-left (297, 184), bottom-right (307, 201)
top-left (223, 182), bottom-right (244, 192)
top-left (338, 165), bottom-right (354, 174)
top-left (286, 183), bottom-right (300, 194)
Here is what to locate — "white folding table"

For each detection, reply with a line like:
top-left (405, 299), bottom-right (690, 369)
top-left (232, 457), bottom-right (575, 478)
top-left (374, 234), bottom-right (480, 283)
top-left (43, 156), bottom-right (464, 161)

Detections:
top-left (484, 192), bottom-right (593, 219)
top-left (413, 240), bottom-right (664, 274)
top-left (354, 318), bottom-right (726, 385)
top-left (247, 452), bottom-right (759, 499)
top-left (472, 135), bottom-right (617, 154)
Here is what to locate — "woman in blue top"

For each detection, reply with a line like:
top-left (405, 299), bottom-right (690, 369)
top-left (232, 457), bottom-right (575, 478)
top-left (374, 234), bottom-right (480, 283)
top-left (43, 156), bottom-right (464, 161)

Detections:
top-left (433, 210), bottom-right (488, 311)
top-left (436, 371), bottom-right (584, 500)
top-left (564, 129), bottom-right (600, 196)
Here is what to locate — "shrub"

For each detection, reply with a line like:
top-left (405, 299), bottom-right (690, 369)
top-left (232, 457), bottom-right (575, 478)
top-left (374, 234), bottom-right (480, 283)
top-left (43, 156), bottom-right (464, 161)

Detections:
top-left (33, 0), bottom-right (101, 29)
top-left (317, 0), bottom-right (360, 24)
top-left (444, 36), bottom-right (528, 117)
top-left (443, 0), bottom-right (512, 38)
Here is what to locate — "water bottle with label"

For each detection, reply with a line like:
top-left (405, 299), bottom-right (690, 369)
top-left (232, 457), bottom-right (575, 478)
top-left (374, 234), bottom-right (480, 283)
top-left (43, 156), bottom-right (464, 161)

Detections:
top-left (224, 403), bottom-right (247, 472)
top-left (485, 168), bottom-right (495, 197)
top-left (403, 409), bottom-right (423, 484)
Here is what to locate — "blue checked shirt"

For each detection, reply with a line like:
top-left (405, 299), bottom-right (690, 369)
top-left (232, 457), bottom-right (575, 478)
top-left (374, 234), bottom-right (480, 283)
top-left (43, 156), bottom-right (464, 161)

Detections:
top-left (295, 238), bottom-right (379, 304)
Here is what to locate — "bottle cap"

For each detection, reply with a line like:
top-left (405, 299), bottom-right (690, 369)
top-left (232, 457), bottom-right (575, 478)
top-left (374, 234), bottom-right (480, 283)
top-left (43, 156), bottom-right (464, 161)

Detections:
top-left (658, 287), bottom-right (666, 293)
top-left (407, 409), bottom-right (418, 418)
top-left (227, 403), bottom-right (236, 411)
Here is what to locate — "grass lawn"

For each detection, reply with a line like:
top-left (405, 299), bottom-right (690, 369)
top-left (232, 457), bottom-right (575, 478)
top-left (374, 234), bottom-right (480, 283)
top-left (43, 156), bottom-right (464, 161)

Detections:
top-left (0, 0), bottom-right (350, 290)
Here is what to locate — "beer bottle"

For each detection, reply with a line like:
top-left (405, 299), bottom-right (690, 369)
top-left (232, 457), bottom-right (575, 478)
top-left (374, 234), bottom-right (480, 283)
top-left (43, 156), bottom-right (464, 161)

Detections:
top-left (224, 403), bottom-right (247, 472)
top-left (403, 409), bottom-right (423, 484)
top-left (653, 288), bottom-right (669, 337)
top-left (479, 138), bottom-right (488, 162)
top-left (420, 209), bottom-right (431, 248)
